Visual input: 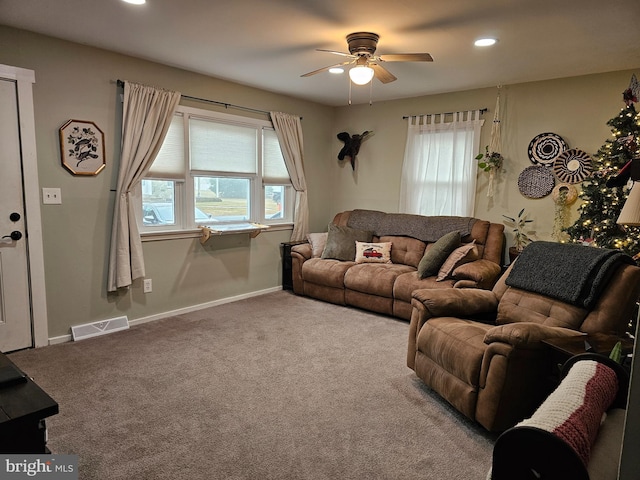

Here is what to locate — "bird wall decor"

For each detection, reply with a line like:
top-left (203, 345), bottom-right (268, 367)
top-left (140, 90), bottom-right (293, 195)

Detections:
top-left (337, 131), bottom-right (373, 170)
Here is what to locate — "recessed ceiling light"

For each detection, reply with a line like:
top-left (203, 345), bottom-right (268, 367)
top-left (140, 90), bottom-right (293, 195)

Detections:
top-left (475, 38), bottom-right (497, 47)
top-left (329, 67), bottom-right (344, 74)
top-left (122, 0), bottom-right (146, 5)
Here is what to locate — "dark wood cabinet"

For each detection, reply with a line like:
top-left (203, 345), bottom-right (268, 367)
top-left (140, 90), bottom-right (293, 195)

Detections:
top-left (0, 353), bottom-right (58, 453)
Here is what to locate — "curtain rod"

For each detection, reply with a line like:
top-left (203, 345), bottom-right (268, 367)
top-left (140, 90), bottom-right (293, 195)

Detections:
top-left (402, 108), bottom-right (487, 119)
top-left (115, 79), bottom-right (274, 117)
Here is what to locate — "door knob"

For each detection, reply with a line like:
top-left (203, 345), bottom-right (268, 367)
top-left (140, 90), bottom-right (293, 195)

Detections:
top-left (2, 231), bottom-right (22, 241)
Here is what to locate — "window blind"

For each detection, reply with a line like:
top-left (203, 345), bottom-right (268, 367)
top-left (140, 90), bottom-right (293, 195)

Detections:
top-left (190, 118), bottom-right (257, 174)
top-left (147, 113), bottom-right (185, 178)
top-left (262, 128), bottom-right (290, 185)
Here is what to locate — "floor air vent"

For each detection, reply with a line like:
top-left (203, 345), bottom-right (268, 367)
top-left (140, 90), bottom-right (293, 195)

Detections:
top-left (71, 316), bottom-right (130, 341)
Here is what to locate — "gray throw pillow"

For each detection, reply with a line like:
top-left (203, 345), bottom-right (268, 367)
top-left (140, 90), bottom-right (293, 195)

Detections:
top-left (417, 231), bottom-right (461, 279)
top-left (321, 224), bottom-right (373, 261)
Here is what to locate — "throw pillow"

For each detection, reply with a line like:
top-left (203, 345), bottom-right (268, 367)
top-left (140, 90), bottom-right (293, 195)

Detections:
top-left (355, 242), bottom-right (392, 264)
top-left (306, 232), bottom-right (328, 258)
top-left (436, 240), bottom-right (479, 281)
top-left (417, 231), bottom-right (461, 279)
top-left (321, 224), bottom-right (373, 261)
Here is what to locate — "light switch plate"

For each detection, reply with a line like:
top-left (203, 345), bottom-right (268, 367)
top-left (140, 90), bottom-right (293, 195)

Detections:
top-left (42, 187), bottom-right (62, 204)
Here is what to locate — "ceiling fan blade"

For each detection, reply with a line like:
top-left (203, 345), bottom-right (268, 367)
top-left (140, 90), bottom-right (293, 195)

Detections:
top-left (316, 49), bottom-right (356, 58)
top-left (378, 53), bottom-right (433, 62)
top-left (370, 63), bottom-right (397, 84)
top-left (300, 60), bottom-right (353, 78)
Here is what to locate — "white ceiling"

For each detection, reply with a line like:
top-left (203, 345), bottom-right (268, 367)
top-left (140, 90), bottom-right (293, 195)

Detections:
top-left (1, 0), bottom-right (639, 106)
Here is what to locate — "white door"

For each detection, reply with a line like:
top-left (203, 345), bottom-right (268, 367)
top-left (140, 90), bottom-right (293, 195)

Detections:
top-left (0, 77), bottom-right (33, 352)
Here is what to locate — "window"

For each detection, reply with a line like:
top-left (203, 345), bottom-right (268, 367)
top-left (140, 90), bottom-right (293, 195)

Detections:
top-left (139, 106), bottom-right (293, 234)
top-left (399, 111), bottom-right (484, 217)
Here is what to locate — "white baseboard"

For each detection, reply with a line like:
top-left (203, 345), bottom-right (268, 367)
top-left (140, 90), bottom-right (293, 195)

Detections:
top-left (48, 286), bottom-right (283, 346)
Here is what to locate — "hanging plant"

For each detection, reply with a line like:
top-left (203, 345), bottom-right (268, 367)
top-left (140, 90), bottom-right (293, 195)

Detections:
top-left (476, 146), bottom-right (504, 172)
top-left (478, 88), bottom-right (504, 197)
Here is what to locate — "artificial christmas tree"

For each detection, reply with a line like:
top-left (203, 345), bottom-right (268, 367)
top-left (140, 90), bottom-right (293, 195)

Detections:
top-left (564, 75), bottom-right (640, 258)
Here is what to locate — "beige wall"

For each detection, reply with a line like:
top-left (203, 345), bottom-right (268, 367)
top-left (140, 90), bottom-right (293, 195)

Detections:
top-left (0, 26), bottom-right (335, 339)
top-left (329, 70), bottom-right (639, 259)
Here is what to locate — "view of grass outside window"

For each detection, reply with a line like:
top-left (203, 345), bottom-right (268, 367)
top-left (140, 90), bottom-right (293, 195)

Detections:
top-left (194, 176), bottom-right (249, 221)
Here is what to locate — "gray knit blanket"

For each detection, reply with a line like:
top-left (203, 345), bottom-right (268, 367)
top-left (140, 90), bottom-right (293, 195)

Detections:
top-left (346, 209), bottom-right (476, 243)
top-left (506, 241), bottom-right (635, 309)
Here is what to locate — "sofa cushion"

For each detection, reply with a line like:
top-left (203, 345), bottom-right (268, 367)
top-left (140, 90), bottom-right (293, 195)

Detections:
top-left (321, 224), bottom-right (373, 261)
top-left (301, 258), bottom-right (354, 288)
top-left (379, 235), bottom-right (426, 268)
top-left (437, 241), bottom-right (479, 281)
top-left (306, 232), bottom-right (328, 258)
top-left (355, 241), bottom-right (392, 264)
top-left (344, 263), bottom-right (415, 297)
top-left (417, 231), bottom-right (461, 279)
top-left (497, 287), bottom-right (587, 330)
top-left (393, 271), bottom-right (455, 303)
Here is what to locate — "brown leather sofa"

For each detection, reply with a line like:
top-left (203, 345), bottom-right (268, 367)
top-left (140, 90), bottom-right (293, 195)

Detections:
top-left (290, 209), bottom-right (505, 320)
top-left (407, 242), bottom-right (640, 432)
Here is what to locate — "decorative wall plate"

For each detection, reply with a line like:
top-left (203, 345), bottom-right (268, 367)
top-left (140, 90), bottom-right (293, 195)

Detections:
top-left (553, 148), bottom-right (592, 184)
top-left (528, 132), bottom-right (568, 166)
top-left (517, 165), bottom-right (556, 198)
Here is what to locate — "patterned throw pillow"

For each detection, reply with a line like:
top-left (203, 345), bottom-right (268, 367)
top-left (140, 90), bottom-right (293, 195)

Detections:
top-left (436, 240), bottom-right (479, 281)
top-left (355, 242), bottom-right (392, 264)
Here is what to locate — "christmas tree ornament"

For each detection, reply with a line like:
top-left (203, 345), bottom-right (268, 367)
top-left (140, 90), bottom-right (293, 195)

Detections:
top-left (623, 73), bottom-right (640, 106)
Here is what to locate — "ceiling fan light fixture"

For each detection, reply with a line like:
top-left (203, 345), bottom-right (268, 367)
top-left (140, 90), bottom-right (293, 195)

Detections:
top-left (329, 67), bottom-right (344, 74)
top-left (474, 38), bottom-right (497, 47)
top-left (349, 65), bottom-right (375, 85)
top-left (122, 0), bottom-right (146, 4)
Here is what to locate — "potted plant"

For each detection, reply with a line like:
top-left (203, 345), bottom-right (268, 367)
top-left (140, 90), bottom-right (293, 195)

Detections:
top-left (503, 209), bottom-right (535, 263)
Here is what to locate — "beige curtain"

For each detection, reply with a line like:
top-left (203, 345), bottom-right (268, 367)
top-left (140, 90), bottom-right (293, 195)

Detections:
top-left (270, 111), bottom-right (309, 241)
top-left (107, 81), bottom-right (181, 292)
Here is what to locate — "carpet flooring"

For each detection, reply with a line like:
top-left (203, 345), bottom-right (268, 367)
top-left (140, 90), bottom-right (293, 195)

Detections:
top-left (9, 291), bottom-right (496, 479)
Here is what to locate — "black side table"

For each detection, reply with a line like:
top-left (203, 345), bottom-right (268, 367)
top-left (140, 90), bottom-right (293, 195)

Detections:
top-left (281, 241), bottom-right (307, 290)
top-left (0, 353), bottom-right (59, 453)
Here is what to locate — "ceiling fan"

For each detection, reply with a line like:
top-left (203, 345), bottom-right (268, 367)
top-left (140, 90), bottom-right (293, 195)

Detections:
top-left (301, 32), bottom-right (433, 85)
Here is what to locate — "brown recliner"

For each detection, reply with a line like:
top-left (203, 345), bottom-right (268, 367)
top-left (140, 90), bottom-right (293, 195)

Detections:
top-left (407, 249), bottom-right (640, 433)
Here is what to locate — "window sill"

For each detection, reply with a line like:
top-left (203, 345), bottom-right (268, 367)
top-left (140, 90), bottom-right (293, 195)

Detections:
top-left (140, 223), bottom-right (293, 242)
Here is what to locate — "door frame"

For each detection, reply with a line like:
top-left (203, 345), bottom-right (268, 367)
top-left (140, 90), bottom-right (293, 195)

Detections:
top-left (0, 64), bottom-right (48, 348)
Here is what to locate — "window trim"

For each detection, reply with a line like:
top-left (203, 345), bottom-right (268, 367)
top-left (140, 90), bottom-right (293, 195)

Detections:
top-left (139, 105), bottom-right (294, 240)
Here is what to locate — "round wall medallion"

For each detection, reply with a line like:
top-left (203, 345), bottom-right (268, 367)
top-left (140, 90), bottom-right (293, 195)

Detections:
top-left (528, 132), bottom-right (568, 166)
top-left (518, 165), bottom-right (556, 198)
top-left (553, 148), bottom-right (592, 184)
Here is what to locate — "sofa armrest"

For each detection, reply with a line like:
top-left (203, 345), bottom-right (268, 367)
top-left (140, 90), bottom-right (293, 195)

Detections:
top-left (291, 242), bottom-right (312, 260)
top-left (453, 259), bottom-right (502, 290)
top-left (407, 289), bottom-right (499, 369)
top-left (484, 323), bottom-right (584, 348)
top-left (413, 288), bottom-right (499, 318)
top-left (290, 243), bottom-right (312, 295)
